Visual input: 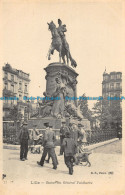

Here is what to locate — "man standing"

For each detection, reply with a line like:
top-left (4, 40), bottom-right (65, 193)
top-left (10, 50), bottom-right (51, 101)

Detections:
top-left (59, 120), bottom-right (69, 156)
top-left (69, 122), bottom-right (83, 145)
top-left (32, 124), bottom-right (39, 145)
top-left (19, 122), bottom-right (29, 161)
top-left (78, 124), bottom-right (87, 146)
top-left (37, 123), bottom-right (58, 169)
top-left (63, 131), bottom-right (77, 175)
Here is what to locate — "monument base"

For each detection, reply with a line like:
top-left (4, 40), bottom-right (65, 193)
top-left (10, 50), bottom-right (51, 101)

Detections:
top-left (28, 116), bottom-right (91, 131)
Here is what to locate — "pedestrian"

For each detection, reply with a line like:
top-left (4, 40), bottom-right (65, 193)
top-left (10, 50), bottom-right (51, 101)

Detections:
top-left (59, 120), bottom-right (69, 156)
top-left (19, 122), bottom-right (29, 161)
top-left (37, 123), bottom-right (58, 169)
top-left (32, 124), bottom-right (39, 145)
top-left (78, 124), bottom-right (87, 146)
top-left (69, 122), bottom-right (83, 147)
top-left (45, 125), bottom-right (58, 165)
top-left (63, 131), bottom-right (77, 175)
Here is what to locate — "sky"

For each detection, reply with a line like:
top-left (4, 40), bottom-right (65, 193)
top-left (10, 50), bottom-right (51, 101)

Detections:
top-left (1, 0), bottom-right (125, 109)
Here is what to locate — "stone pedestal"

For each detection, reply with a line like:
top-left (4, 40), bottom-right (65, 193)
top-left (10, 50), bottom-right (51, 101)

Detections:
top-left (28, 62), bottom-right (91, 131)
top-left (44, 62), bottom-right (78, 107)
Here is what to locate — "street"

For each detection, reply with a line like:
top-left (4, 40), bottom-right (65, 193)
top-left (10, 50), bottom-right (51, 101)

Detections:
top-left (2, 140), bottom-right (123, 188)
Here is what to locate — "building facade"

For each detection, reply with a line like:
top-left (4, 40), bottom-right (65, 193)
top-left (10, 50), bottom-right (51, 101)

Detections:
top-left (3, 63), bottom-right (30, 120)
top-left (102, 70), bottom-right (122, 99)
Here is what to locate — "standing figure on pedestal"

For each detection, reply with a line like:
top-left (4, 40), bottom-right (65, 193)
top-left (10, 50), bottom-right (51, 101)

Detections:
top-left (51, 77), bottom-right (67, 118)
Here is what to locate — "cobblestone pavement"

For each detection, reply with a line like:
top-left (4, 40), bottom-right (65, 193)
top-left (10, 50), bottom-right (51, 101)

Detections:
top-left (2, 140), bottom-right (123, 189)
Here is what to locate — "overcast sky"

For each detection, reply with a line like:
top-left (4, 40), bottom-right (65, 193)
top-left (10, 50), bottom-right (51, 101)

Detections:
top-left (1, 0), bottom-right (124, 109)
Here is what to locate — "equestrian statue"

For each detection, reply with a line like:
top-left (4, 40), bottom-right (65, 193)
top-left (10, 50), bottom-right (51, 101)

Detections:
top-left (47, 19), bottom-right (77, 68)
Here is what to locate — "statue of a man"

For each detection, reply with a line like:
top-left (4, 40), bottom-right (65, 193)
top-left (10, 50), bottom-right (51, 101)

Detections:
top-left (57, 19), bottom-right (68, 51)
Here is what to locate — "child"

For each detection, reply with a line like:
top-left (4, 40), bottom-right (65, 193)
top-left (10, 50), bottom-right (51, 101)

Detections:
top-left (62, 131), bottom-right (77, 175)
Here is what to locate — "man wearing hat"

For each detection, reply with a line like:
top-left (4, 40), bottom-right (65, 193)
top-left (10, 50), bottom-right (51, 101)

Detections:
top-left (62, 131), bottom-right (77, 175)
top-left (59, 120), bottom-right (69, 155)
top-left (78, 124), bottom-right (87, 146)
top-left (69, 122), bottom-right (83, 146)
top-left (19, 122), bottom-right (29, 161)
top-left (37, 123), bottom-right (58, 169)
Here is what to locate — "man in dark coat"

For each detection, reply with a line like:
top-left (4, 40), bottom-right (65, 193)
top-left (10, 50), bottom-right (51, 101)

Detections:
top-left (63, 131), bottom-right (77, 175)
top-left (19, 122), bottom-right (29, 161)
top-left (59, 120), bottom-right (69, 155)
top-left (69, 122), bottom-right (83, 145)
top-left (37, 123), bottom-right (58, 169)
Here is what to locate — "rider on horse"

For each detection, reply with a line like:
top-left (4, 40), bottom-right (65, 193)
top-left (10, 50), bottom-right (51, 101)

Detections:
top-left (57, 19), bottom-right (68, 51)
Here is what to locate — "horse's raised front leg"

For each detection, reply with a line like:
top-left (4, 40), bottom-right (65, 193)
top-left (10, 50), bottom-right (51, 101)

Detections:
top-left (48, 45), bottom-right (54, 60)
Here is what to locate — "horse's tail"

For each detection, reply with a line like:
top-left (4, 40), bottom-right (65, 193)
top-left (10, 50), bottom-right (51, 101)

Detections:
top-left (69, 52), bottom-right (77, 68)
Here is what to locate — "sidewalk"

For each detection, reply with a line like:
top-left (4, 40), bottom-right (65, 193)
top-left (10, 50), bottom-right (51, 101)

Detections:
top-left (3, 138), bottom-right (119, 151)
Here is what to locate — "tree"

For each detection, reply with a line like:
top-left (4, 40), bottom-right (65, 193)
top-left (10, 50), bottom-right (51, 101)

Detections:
top-left (109, 99), bottom-right (122, 131)
top-left (8, 105), bottom-right (23, 123)
top-left (93, 98), bottom-right (112, 130)
top-left (78, 93), bottom-right (93, 121)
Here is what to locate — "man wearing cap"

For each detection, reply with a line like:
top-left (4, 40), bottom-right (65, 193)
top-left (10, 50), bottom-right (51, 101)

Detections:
top-left (19, 122), bottom-right (29, 161)
top-left (59, 121), bottom-right (69, 155)
top-left (63, 131), bottom-right (77, 175)
top-left (32, 124), bottom-right (39, 145)
top-left (37, 123), bottom-right (58, 169)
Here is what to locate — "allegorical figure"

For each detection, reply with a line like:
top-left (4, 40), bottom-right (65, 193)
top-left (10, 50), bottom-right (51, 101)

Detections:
top-left (51, 77), bottom-right (67, 118)
top-left (19, 122), bottom-right (29, 161)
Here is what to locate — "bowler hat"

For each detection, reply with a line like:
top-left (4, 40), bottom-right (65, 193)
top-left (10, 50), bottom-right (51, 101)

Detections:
top-left (23, 122), bottom-right (28, 125)
top-left (44, 122), bottom-right (49, 127)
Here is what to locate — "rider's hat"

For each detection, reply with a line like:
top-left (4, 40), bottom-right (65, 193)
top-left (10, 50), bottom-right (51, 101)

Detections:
top-left (58, 19), bottom-right (62, 25)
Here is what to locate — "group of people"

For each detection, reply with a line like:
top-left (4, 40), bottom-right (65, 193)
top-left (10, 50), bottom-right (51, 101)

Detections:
top-left (19, 120), bottom-right (87, 175)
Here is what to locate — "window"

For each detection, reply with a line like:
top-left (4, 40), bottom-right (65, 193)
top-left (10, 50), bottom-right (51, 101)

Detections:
top-left (106, 83), bottom-right (109, 89)
top-left (11, 85), bottom-right (14, 92)
top-left (116, 83), bottom-right (120, 89)
top-left (103, 84), bottom-right (106, 89)
top-left (117, 74), bottom-right (121, 79)
top-left (25, 84), bottom-right (27, 92)
top-left (4, 83), bottom-right (8, 89)
top-left (103, 75), bottom-right (108, 81)
top-left (4, 72), bottom-right (8, 79)
top-left (19, 82), bottom-right (22, 90)
top-left (110, 75), bottom-right (115, 79)
top-left (110, 83), bottom-right (114, 89)
top-left (11, 75), bottom-right (14, 81)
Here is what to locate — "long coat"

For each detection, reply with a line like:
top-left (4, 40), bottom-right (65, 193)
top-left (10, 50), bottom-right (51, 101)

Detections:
top-left (62, 137), bottom-right (77, 156)
top-left (43, 129), bottom-right (56, 148)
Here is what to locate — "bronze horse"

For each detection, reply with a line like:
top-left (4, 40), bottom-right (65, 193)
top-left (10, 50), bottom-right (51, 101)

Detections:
top-left (47, 21), bottom-right (77, 68)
